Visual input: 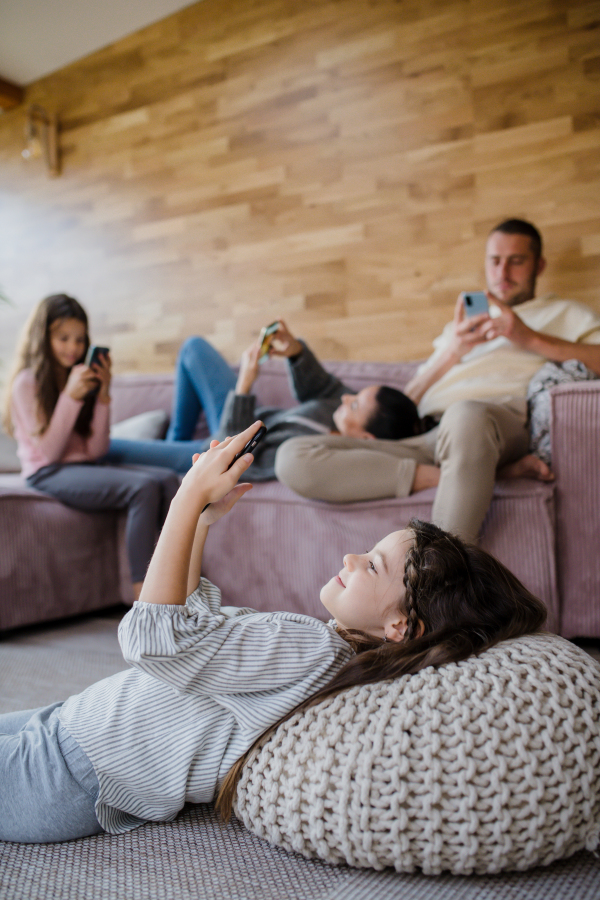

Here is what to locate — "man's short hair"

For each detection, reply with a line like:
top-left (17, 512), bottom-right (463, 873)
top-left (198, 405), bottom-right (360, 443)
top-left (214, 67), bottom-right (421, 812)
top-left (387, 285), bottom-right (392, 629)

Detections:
top-left (489, 219), bottom-right (543, 263)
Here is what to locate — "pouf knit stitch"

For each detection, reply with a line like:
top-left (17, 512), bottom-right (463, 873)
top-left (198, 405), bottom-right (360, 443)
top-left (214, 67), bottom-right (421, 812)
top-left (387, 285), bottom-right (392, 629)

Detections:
top-left (235, 633), bottom-right (600, 875)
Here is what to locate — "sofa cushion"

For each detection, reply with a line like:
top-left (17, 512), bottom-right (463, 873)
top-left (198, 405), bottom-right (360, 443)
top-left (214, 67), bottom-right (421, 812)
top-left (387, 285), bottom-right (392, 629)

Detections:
top-left (110, 409), bottom-right (169, 441)
top-left (235, 633), bottom-right (600, 875)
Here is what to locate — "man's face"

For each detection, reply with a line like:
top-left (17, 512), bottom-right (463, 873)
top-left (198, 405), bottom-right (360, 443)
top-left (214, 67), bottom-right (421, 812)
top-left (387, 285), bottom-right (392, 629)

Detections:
top-left (484, 231), bottom-right (545, 307)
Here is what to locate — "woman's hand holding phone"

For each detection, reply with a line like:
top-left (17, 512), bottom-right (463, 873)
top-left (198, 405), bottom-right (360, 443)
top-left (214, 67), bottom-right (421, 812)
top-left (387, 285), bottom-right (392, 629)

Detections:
top-left (266, 319), bottom-right (303, 359)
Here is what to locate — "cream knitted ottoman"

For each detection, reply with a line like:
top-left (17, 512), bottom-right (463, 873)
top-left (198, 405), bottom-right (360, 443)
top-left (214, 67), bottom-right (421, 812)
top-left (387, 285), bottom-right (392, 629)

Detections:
top-left (235, 634), bottom-right (600, 875)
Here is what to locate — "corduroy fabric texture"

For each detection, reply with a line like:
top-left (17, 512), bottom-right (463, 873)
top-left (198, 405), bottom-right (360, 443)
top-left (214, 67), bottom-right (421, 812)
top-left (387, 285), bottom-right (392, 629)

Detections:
top-left (235, 633), bottom-right (600, 876)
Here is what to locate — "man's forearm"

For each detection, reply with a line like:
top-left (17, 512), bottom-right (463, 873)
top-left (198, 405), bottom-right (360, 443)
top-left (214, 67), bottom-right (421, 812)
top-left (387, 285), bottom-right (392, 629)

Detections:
top-left (523, 332), bottom-right (600, 375)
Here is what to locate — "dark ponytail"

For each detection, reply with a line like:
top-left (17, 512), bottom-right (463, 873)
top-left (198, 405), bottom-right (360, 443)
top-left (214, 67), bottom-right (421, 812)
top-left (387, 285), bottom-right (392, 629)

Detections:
top-left (216, 519), bottom-right (546, 819)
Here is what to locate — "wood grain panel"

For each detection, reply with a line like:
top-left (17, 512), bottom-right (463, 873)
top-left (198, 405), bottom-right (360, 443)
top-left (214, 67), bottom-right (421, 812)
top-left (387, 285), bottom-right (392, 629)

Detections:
top-left (0, 0), bottom-right (598, 382)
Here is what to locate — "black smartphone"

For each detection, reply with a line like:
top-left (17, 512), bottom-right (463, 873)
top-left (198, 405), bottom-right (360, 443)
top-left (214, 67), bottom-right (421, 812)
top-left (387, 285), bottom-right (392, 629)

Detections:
top-left (462, 292), bottom-right (489, 317)
top-left (227, 425), bottom-right (267, 469)
top-left (85, 345), bottom-right (110, 367)
top-left (202, 426), bottom-right (268, 512)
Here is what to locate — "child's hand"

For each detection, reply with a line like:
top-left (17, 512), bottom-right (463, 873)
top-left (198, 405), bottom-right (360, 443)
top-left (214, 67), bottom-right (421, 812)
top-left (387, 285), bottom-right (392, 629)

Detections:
top-left (194, 444), bottom-right (252, 524)
top-left (65, 364), bottom-right (99, 401)
top-left (92, 351), bottom-right (112, 403)
top-left (181, 423), bottom-right (262, 513)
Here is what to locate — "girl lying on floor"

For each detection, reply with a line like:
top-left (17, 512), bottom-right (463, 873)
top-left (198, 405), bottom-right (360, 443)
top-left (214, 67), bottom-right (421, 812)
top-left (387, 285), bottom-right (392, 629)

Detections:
top-left (0, 423), bottom-right (546, 843)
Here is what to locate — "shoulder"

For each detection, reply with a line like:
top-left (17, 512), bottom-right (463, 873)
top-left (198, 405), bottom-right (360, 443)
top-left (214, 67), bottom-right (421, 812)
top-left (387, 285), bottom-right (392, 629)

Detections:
top-left (11, 368), bottom-right (36, 402)
top-left (12, 368), bottom-right (35, 390)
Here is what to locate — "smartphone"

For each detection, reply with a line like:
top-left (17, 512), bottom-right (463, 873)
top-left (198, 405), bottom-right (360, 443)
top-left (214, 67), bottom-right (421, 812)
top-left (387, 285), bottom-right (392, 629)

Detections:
top-left (258, 322), bottom-right (279, 364)
top-left (85, 345), bottom-right (110, 367)
top-left (202, 426), bottom-right (267, 512)
top-left (462, 292), bottom-right (489, 317)
top-left (227, 425), bottom-right (267, 469)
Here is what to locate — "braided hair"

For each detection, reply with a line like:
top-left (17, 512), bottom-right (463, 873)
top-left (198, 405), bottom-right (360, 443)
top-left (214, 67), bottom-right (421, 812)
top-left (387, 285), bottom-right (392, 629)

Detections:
top-left (216, 518), bottom-right (547, 819)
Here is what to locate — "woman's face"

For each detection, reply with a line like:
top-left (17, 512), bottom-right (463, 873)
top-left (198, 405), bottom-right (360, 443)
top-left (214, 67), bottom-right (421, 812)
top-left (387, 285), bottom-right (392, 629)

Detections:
top-left (320, 529), bottom-right (414, 642)
top-left (49, 317), bottom-right (87, 370)
top-left (332, 386), bottom-right (380, 438)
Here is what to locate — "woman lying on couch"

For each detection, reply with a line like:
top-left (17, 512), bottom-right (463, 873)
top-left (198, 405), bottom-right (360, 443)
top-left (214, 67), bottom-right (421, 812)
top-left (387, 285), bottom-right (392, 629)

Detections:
top-left (0, 423), bottom-right (546, 843)
top-left (106, 320), bottom-right (441, 495)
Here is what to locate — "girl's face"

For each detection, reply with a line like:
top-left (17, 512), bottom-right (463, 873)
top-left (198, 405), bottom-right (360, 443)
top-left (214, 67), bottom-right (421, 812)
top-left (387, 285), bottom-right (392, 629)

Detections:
top-left (320, 529), bottom-right (414, 641)
top-left (49, 318), bottom-right (87, 370)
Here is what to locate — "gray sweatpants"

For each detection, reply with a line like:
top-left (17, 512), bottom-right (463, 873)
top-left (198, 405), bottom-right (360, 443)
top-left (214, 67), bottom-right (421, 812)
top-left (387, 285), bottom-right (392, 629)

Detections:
top-left (274, 399), bottom-right (529, 543)
top-left (0, 703), bottom-right (103, 843)
top-left (28, 461), bottom-right (180, 582)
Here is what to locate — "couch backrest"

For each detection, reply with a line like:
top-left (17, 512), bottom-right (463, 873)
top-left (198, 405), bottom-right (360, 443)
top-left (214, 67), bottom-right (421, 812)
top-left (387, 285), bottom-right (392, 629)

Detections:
top-left (111, 358), bottom-right (422, 425)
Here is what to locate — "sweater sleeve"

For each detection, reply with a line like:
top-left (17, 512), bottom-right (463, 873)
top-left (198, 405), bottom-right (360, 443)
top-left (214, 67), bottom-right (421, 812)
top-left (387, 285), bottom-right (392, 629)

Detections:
top-left (213, 389), bottom-right (258, 442)
top-left (287, 341), bottom-right (347, 403)
top-left (87, 398), bottom-right (111, 457)
top-left (11, 369), bottom-right (84, 465)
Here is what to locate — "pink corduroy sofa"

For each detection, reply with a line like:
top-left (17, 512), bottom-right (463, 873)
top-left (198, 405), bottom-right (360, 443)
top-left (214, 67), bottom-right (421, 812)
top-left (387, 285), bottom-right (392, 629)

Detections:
top-left (0, 358), bottom-right (598, 637)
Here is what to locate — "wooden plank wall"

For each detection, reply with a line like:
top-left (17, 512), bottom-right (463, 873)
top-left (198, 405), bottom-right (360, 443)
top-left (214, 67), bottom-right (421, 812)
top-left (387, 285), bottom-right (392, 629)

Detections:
top-left (0, 0), bottom-right (598, 376)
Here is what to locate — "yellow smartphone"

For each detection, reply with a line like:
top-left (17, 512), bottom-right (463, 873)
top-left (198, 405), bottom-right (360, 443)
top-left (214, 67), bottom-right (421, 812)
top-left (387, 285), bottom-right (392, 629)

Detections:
top-left (258, 322), bottom-right (279, 363)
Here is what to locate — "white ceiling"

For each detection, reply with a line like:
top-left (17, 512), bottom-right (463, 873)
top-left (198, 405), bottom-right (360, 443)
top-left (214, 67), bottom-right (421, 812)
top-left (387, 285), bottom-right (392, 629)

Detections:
top-left (0, 0), bottom-right (198, 86)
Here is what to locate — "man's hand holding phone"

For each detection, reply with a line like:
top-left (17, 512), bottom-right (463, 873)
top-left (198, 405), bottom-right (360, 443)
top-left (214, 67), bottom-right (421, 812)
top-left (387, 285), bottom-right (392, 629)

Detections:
top-left (447, 292), bottom-right (492, 360)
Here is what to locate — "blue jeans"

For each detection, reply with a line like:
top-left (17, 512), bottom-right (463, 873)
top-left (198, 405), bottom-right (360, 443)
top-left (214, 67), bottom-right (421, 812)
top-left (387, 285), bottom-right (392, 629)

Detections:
top-left (0, 703), bottom-right (103, 843)
top-left (107, 337), bottom-right (238, 475)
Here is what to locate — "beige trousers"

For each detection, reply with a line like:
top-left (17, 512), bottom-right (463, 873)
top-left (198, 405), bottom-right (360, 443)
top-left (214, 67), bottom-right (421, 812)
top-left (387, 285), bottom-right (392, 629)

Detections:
top-left (274, 399), bottom-right (529, 543)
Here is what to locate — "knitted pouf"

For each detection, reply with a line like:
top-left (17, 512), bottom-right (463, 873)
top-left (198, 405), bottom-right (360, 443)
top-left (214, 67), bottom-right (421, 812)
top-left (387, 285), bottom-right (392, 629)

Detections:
top-left (235, 634), bottom-right (600, 875)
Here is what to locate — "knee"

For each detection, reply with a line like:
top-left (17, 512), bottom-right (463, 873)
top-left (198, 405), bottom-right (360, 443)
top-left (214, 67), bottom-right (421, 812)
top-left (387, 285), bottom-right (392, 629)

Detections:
top-left (180, 335), bottom-right (211, 365)
top-left (130, 473), bottom-right (162, 507)
top-left (275, 437), bottom-right (323, 497)
top-left (437, 401), bottom-right (499, 463)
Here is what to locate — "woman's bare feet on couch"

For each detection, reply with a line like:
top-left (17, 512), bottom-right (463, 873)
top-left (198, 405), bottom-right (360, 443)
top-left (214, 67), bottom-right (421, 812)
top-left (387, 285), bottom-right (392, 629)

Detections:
top-left (498, 454), bottom-right (554, 482)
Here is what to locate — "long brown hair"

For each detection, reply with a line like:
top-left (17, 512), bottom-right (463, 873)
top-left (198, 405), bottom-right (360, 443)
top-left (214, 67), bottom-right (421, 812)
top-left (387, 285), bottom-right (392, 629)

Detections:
top-left (4, 294), bottom-right (94, 437)
top-left (216, 519), bottom-right (546, 819)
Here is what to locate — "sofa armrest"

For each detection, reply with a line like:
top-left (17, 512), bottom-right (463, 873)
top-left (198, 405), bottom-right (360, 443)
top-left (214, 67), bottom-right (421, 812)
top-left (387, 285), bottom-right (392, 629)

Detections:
top-left (551, 381), bottom-right (600, 637)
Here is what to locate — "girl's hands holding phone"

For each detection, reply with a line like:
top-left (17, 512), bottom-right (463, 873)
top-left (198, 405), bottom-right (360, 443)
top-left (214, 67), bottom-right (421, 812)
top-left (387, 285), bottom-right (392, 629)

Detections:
top-left (195, 444), bottom-right (253, 525)
top-left (65, 364), bottom-right (101, 401)
top-left (91, 351), bottom-right (112, 403)
top-left (180, 422), bottom-right (263, 517)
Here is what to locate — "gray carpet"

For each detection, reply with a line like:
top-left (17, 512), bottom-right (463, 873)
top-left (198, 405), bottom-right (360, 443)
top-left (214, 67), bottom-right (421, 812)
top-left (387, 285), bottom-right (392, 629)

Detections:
top-left (1, 609), bottom-right (599, 900)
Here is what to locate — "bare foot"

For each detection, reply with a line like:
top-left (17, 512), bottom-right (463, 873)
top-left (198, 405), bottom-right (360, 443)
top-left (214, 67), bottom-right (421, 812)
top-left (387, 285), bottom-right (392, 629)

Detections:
top-left (411, 464), bottom-right (441, 493)
top-left (498, 454), bottom-right (554, 482)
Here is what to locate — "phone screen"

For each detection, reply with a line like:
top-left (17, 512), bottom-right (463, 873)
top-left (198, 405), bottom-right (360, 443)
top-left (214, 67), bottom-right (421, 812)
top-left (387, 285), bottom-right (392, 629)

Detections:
top-left (258, 322), bottom-right (279, 362)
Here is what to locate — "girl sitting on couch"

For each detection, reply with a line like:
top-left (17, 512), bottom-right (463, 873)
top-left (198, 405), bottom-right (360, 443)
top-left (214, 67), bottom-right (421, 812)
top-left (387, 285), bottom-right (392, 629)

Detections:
top-left (0, 423), bottom-right (546, 843)
top-left (4, 293), bottom-right (180, 600)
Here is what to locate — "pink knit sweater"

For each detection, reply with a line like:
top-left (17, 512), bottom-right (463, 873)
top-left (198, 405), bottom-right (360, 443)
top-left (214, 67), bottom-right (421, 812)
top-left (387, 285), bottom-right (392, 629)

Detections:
top-left (11, 368), bottom-right (111, 479)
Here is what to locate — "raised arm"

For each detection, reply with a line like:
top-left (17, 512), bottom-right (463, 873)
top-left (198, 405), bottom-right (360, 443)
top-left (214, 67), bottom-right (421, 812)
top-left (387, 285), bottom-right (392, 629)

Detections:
top-left (403, 295), bottom-right (491, 405)
top-left (139, 424), bottom-right (261, 606)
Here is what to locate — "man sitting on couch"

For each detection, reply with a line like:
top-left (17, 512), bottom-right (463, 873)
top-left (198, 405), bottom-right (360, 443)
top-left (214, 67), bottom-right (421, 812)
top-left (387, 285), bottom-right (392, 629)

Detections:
top-left (275, 219), bottom-right (600, 542)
